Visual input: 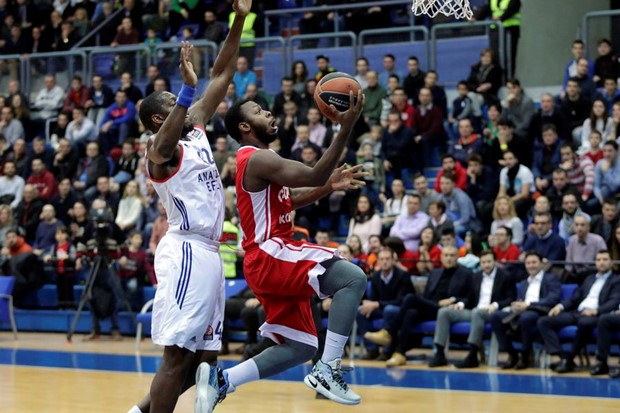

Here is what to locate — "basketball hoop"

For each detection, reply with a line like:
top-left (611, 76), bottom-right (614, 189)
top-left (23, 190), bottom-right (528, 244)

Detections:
top-left (411, 0), bottom-right (473, 20)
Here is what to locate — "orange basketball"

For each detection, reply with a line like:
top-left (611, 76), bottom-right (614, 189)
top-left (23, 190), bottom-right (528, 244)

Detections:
top-left (313, 72), bottom-right (361, 122)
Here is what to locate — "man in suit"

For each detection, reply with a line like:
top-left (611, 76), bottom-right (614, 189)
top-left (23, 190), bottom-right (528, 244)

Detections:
top-left (589, 198), bottom-right (619, 247)
top-left (489, 250), bottom-right (562, 369)
top-left (365, 246), bottom-right (473, 367)
top-left (591, 310), bottom-right (620, 378)
top-left (430, 250), bottom-right (516, 368)
top-left (359, 247), bottom-right (415, 360)
top-left (538, 250), bottom-right (620, 373)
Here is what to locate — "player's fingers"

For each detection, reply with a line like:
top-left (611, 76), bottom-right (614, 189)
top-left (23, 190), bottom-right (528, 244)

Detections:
top-left (351, 180), bottom-right (366, 187)
top-left (347, 164), bottom-right (364, 173)
top-left (328, 104), bottom-right (339, 116)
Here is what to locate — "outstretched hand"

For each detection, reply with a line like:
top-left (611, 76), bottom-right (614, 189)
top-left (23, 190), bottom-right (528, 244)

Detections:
top-left (329, 163), bottom-right (367, 191)
top-left (327, 89), bottom-right (365, 127)
top-left (179, 41), bottom-right (198, 88)
top-left (233, 0), bottom-right (252, 17)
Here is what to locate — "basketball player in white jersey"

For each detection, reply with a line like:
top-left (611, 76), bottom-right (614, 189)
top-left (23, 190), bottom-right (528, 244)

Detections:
top-left (126, 2), bottom-right (251, 412)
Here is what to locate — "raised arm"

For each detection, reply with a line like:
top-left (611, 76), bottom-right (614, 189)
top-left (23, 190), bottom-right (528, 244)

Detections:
top-left (188, 0), bottom-right (251, 127)
top-left (249, 90), bottom-right (365, 189)
top-left (148, 42), bottom-right (198, 165)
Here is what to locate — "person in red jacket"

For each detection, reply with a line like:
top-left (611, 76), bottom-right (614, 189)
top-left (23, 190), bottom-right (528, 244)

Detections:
top-left (434, 154), bottom-right (467, 192)
top-left (414, 87), bottom-right (446, 170)
top-left (62, 75), bottom-right (90, 113)
top-left (27, 158), bottom-right (57, 201)
top-left (492, 226), bottom-right (521, 264)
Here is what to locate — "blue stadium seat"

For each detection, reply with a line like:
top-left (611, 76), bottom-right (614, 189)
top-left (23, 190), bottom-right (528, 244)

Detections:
top-left (225, 279), bottom-right (248, 298)
top-left (0, 276), bottom-right (18, 339)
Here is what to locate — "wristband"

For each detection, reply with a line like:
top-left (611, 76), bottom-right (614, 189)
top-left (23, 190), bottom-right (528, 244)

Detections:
top-left (176, 84), bottom-right (196, 107)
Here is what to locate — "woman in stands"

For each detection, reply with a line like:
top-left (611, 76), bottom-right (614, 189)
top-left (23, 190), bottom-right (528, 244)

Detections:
top-left (490, 195), bottom-right (524, 246)
top-left (415, 227), bottom-right (442, 275)
top-left (347, 195), bottom-right (382, 253)
top-left (466, 48), bottom-right (503, 107)
top-left (115, 180), bottom-right (144, 233)
top-left (291, 60), bottom-right (309, 95)
top-left (0, 204), bottom-right (13, 245)
top-left (580, 99), bottom-right (614, 152)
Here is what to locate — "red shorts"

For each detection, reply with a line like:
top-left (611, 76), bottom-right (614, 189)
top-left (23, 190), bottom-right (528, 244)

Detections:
top-left (243, 237), bottom-right (338, 348)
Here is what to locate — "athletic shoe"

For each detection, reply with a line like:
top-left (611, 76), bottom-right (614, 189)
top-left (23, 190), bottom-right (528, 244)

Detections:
top-left (304, 359), bottom-right (361, 405)
top-left (195, 363), bottom-right (230, 413)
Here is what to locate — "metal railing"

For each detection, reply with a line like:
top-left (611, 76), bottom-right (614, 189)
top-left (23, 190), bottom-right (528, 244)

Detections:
top-left (72, 7), bottom-right (125, 49)
top-left (359, 26), bottom-right (430, 69)
top-left (430, 20), bottom-right (504, 74)
top-left (287, 32), bottom-right (357, 68)
top-left (153, 40), bottom-right (219, 81)
top-left (84, 44), bottom-right (148, 83)
top-left (581, 9), bottom-right (620, 50)
top-left (22, 50), bottom-right (88, 94)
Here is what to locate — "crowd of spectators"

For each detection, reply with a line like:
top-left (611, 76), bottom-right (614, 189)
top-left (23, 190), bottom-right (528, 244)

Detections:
top-left (1, 0), bottom-right (620, 375)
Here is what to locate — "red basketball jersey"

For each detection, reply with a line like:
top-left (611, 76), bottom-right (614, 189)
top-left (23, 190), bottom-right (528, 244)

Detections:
top-left (236, 146), bottom-right (294, 251)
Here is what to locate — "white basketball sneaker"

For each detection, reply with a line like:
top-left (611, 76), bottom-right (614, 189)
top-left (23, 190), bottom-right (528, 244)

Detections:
top-left (303, 358), bottom-right (361, 405)
top-left (195, 363), bottom-right (231, 413)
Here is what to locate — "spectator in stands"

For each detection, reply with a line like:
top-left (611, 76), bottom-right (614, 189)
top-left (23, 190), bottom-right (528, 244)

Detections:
top-left (115, 180), bottom-right (142, 233)
top-left (43, 226), bottom-right (78, 309)
top-left (359, 246), bottom-right (415, 360)
top-left (529, 93), bottom-right (569, 145)
top-left (144, 65), bottom-right (171, 97)
top-left (498, 150), bottom-right (533, 219)
top-left (148, 200), bottom-right (168, 254)
top-left (118, 72), bottom-right (143, 104)
top-left (99, 90), bottom-right (137, 154)
top-left (207, 101), bottom-right (230, 141)
top-left (437, 173), bottom-right (478, 237)
top-left (314, 54), bottom-right (336, 81)
top-left (612, 101), bottom-right (620, 140)
top-left (0, 227), bottom-right (40, 305)
top-left (591, 199), bottom-right (619, 247)
top-left (378, 54), bottom-right (404, 91)
top-left (591, 308), bottom-right (620, 378)
top-left (347, 195), bottom-right (382, 253)
top-left (525, 196), bottom-right (553, 239)
top-left (0, 161), bottom-right (24, 209)
top-left (347, 234), bottom-right (370, 267)
top-left (221, 284), bottom-right (261, 355)
top-left (559, 77), bottom-right (592, 146)
top-left (380, 110), bottom-right (415, 192)
top-left (413, 173), bottom-right (438, 214)
top-left (390, 87), bottom-right (415, 129)
top-left (6, 138), bottom-right (28, 178)
top-left (0, 106), bottom-right (25, 146)
top-left (233, 55), bottom-right (257, 99)
top-left (545, 168), bottom-right (582, 221)
top-left (357, 142), bottom-right (384, 206)
top-left (448, 118), bottom-right (483, 167)
top-left (521, 212), bottom-right (566, 262)
top-left (500, 78), bottom-right (535, 141)
top-left (220, 154), bottom-right (237, 189)
top-left (558, 193), bottom-right (590, 244)
top-left (271, 76), bottom-right (301, 119)
top-left (85, 74), bottom-right (115, 128)
top-left (432, 250), bottom-right (516, 368)
top-left (389, 194), bottom-right (428, 252)
top-left (52, 139), bottom-right (80, 183)
top-left (27, 158), bottom-right (57, 202)
top-left (13, 184), bottom-right (44, 243)
top-left (465, 153), bottom-right (498, 228)
top-left (84, 176), bottom-right (120, 216)
top-left (379, 179), bottom-right (409, 230)
top-left (490, 250), bottom-right (561, 369)
top-left (559, 144), bottom-right (594, 207)
top-left (596, 78), bottom-right (620, 115)
top-left (68, 201), bottom-right (92, 245)
top-left (201, 8), bottom-right (224, 43)
top-left (415, 227), bottom-right (442, 275)
top-left (593, 39), bottom-right (619, 87)
top-left (532, 124), bottom-right (563, 194)
top-left (27, 26), bottom-right (53, 73)
top-left (434, 154), bottom-right (467, 192)
top-left (413, 87), bottom-right (446, 170)
top-left (491, 195), bottom-right (524, 246)
top-left (7, 79), bottom-right (28, 106)
top-left (427, 200), bottom-right (453, 241)
top-left (305, 107), bottom-right (332, 149)
top-left (403, 56), bottom-right (425, 103)
top-left (580, 99), bottom-right (614, 152)
top-left (563, 40), bottom-right (594, 90)
top-left (62, 75), bottom-right (89, 113)
top-left (363, 71), bottom-right (386, 126)
top-left (28, 138), bottom-right (53, 174)
top-left (290, 125), bottom-right (321, 162)
top-left (416, 71), bottom-right (447, 118)
top-left (368, 245), bottom-right (472, 367)
top-left (572, 57), bottom-right (598, 102)
top-left (112, 139), bottom-right (139, 188)
top-left (475, 0), bottom-right (520, 77)
top-left (540, 250), bottom-right (620, 373)
top-left (466, 48), bottom-right (503, 107)
top-left (54, 20), bottom-right (79, 52)
top-left (492, 226), bottom-right (521, 265)
top-left (449, 82), bottom-right (481, 138)
top-left (49, 112), bottom-right (69, 143)
top-left (10, 95), bottom-right (30, 137)
top-left (594, 140), bottom-right (620, 207)
top-left (66, 106), bottom-right (97, 149)
top-left (33, 203), bottom-right (63, 256)
top-left (354, 57), bottom-right (370, 90)
top-left (110, 17), bottom-right (139, 73)
top-left (73, 142), bottom-right (110, 193)
top-left (50, 178), bottom-right (78, 226)
top-left (117, 231), bottom-right (147, 309)
top-left (582, 130), bottom-right (604, 167)
top-left (565, 215), bottom-right (607, 282)
top-left (482, 103), bottom-right (501, 148)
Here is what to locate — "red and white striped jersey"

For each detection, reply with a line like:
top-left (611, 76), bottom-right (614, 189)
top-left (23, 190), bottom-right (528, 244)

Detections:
top-left (236, 146), bottom-right (294, 251)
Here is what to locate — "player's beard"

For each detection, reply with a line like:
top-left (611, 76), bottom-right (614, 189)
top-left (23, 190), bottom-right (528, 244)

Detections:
top-left (256, 123), bottom-right (277, 146)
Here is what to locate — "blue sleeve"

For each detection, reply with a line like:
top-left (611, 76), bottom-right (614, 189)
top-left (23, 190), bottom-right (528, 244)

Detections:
top-left (113, 102), bottom-right (137, 125)
top-left (593, 164), bottom-right (603, 200)
top-left (100, 107), bottom-right (113, 127)
top-left (563, 61), bottom-right (570, 89)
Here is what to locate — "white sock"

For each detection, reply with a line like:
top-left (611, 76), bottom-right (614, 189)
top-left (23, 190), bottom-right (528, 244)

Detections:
top-left (225, 359), bottom-right (260, 390)
top-left (127, 406), bottom-right (142, 413)
top-left (321, 330), bottom-right (348, 363)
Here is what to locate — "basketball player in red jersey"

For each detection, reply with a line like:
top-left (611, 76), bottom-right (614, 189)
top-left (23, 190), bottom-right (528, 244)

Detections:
top-left (196, 91), bottom-right (368, 411)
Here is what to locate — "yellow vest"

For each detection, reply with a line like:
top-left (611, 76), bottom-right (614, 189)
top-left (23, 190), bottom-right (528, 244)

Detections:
top-left (220, 220), bottom-right (239, 279)
top-left (491, 0), bottom-right (521, 28)
top-left (229, 12), bottom-right (257, 47)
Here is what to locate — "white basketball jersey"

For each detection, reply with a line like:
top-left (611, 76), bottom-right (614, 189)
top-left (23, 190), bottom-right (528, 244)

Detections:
top-left (148, 126), bottom-right (224, 242)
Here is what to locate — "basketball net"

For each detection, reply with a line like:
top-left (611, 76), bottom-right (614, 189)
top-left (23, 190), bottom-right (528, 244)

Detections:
top-left (411, 0), bottom-right (473, 20)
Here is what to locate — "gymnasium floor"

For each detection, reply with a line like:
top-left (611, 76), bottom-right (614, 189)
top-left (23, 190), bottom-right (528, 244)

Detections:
top-left (1, 333), bottom-right (619, 413)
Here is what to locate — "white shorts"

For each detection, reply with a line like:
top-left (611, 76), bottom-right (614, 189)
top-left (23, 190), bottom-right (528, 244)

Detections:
top-left (151, 232), bottom-right (224, 352)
